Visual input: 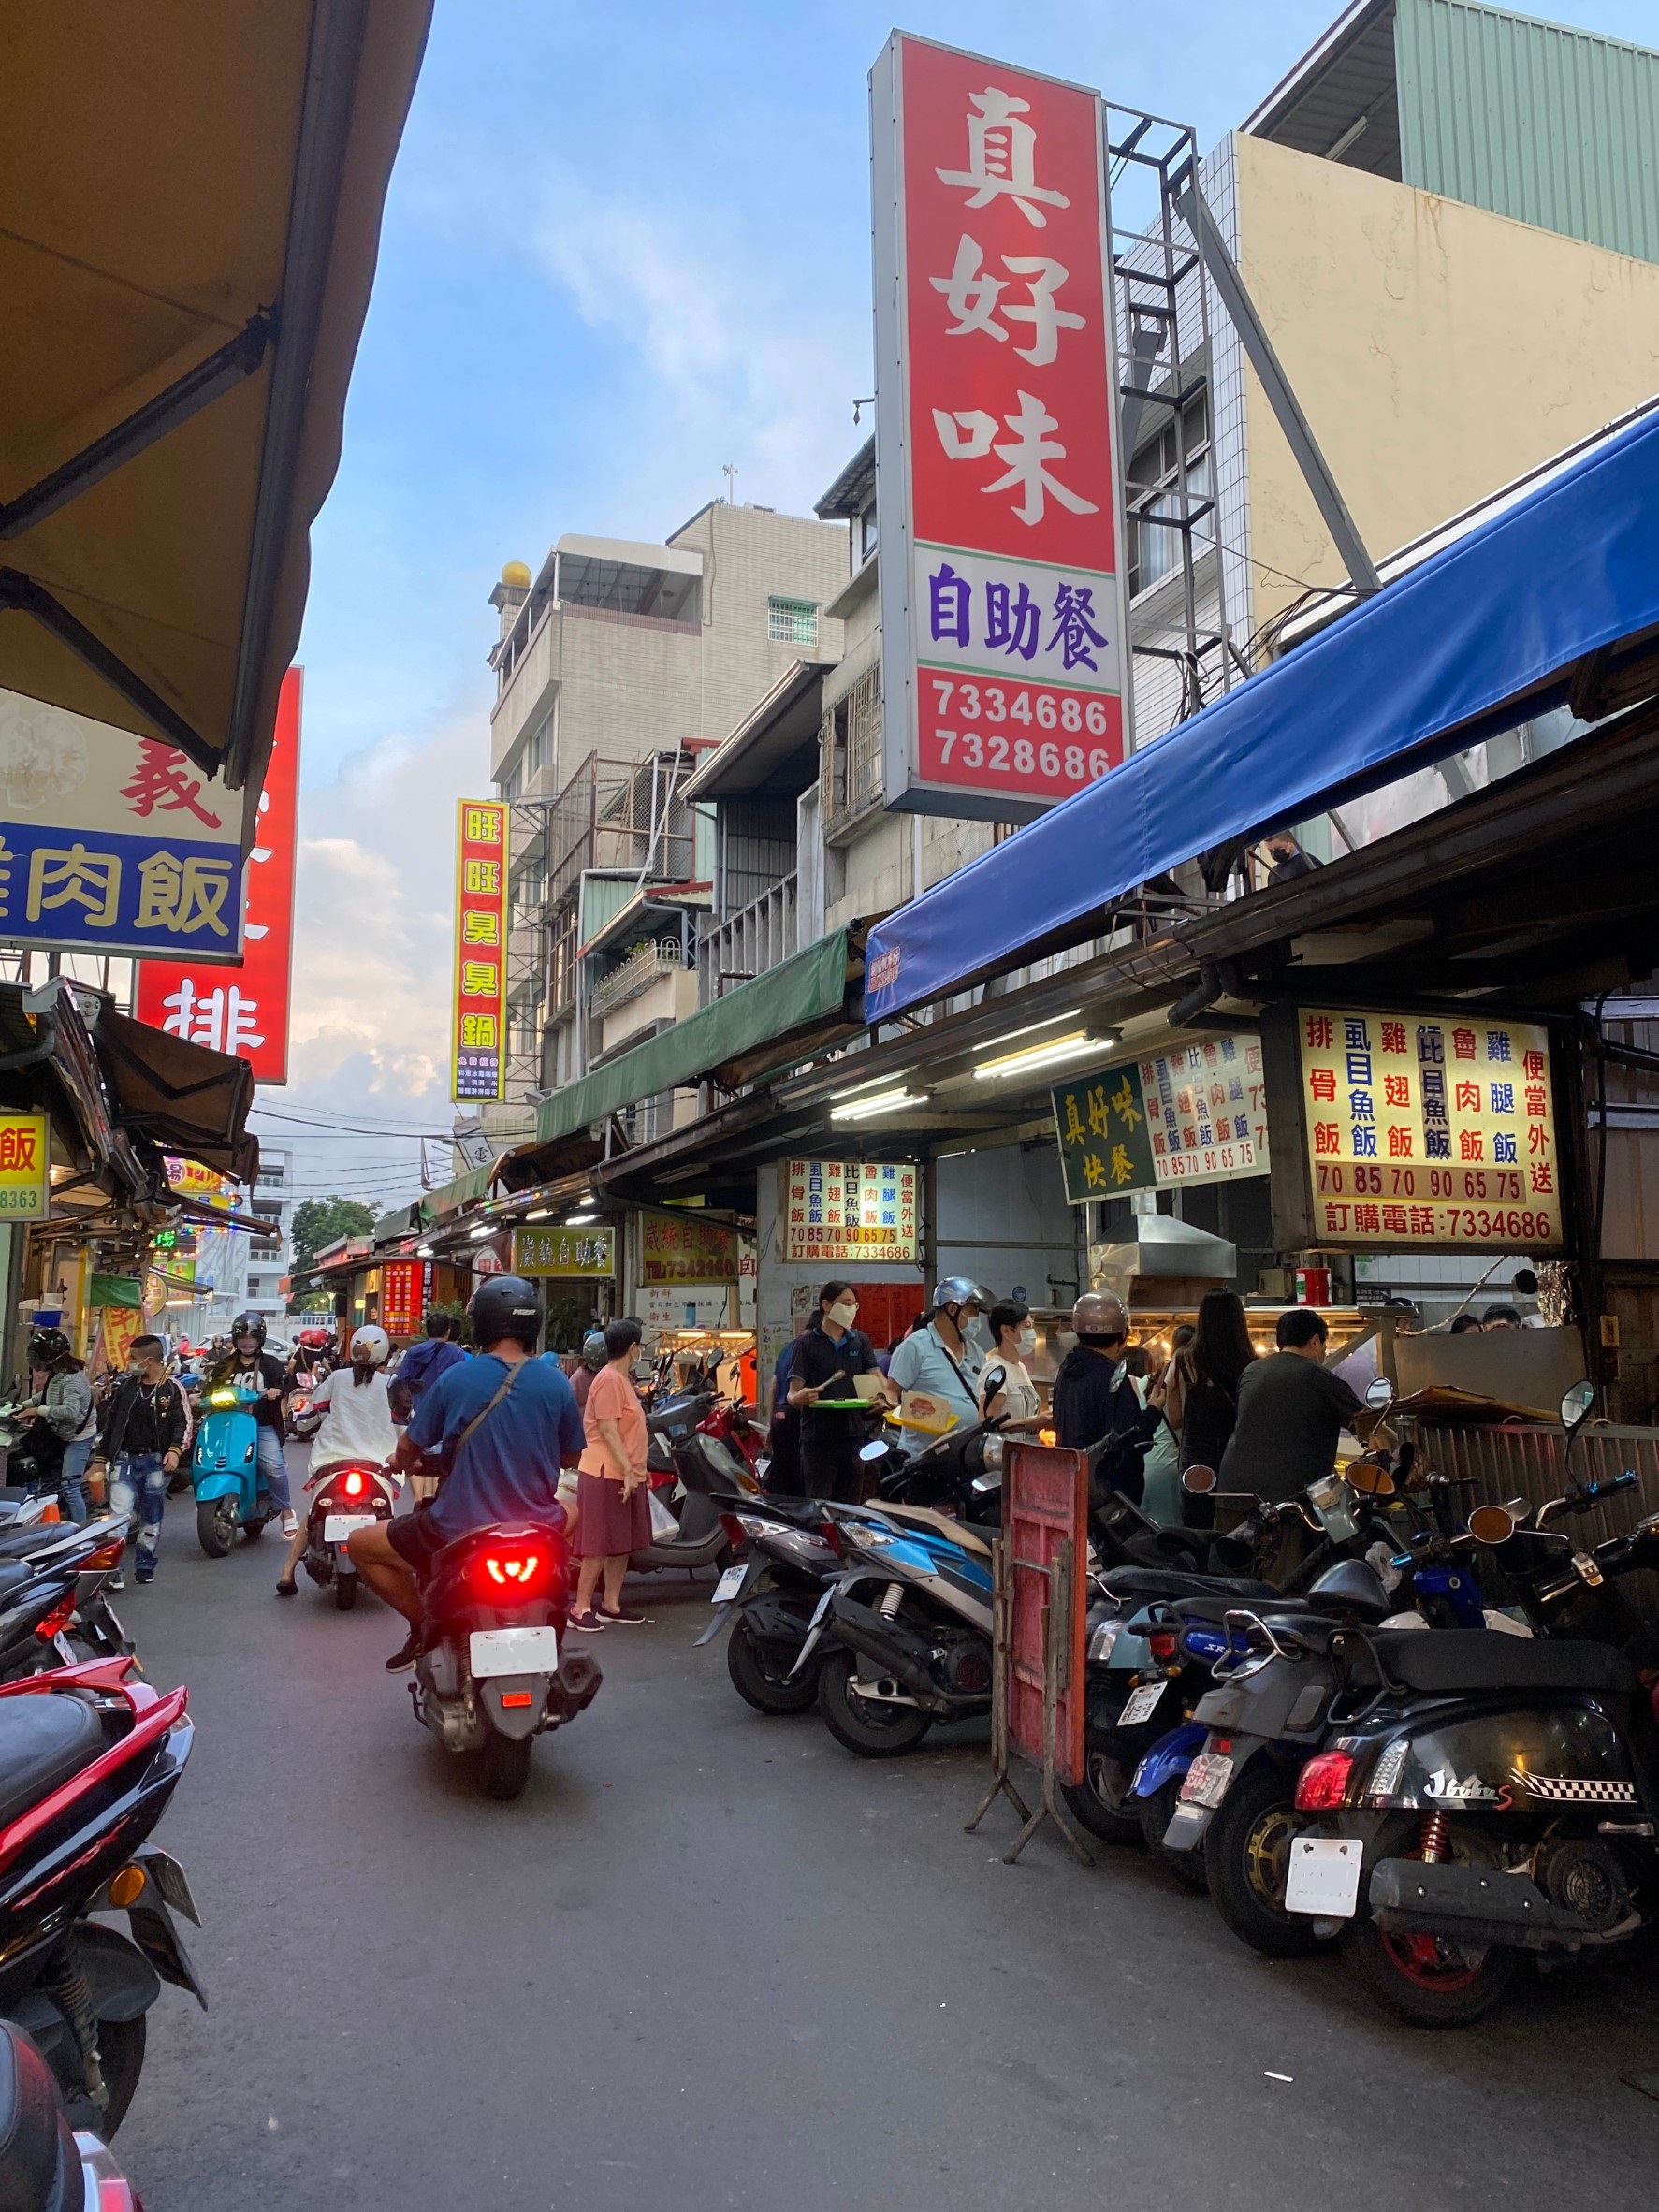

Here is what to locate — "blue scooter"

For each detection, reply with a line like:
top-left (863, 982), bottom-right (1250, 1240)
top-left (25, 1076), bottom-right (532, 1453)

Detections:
top-left (193, 1384), bottom-right (276, 1555)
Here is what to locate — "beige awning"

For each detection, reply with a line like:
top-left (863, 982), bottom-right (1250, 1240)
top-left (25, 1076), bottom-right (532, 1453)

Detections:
top-left (0, 0), bottom-right (431, 793)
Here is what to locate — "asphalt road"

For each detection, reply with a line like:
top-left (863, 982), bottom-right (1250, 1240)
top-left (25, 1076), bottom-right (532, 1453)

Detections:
top-left (111, 1461), bottom-right (1659, 2212)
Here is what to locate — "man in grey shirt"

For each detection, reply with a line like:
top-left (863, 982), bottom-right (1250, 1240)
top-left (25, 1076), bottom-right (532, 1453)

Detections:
top-left (1219, 1307), bottom-right (1372, 1503)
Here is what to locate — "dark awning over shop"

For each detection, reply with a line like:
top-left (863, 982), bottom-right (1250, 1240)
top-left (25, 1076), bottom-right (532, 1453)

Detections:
top-left (94, 1006), bottom-right (257, 1182)
top-left (866, 402), bottom-right (1659, 1022)
top-left (0, 0), bottom-right (431, 793)
top-left (532, 925), bottom-right (866, 1149)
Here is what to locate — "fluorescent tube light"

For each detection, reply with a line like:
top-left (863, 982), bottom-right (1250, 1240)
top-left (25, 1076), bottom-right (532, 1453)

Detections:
top-left (830, 1088), bottom-right (926, 1122)
top-left (971, 1030), bottom-right (1111, 1081)
top-left (525, 1208), bottom-right (552, 1222)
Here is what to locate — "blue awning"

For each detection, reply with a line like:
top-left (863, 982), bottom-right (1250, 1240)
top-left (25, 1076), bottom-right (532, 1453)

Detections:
top-left (865, 403), bottom-right (1659, 1021)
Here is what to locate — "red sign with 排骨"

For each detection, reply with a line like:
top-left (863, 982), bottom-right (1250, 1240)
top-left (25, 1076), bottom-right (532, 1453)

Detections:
top-left (872, 36), bottom-right (1128, 820)
top-left (136, 667), bottom-right (301, 1082)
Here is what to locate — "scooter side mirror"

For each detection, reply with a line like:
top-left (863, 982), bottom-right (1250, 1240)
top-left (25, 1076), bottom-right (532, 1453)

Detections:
top-left (981, 1366), bottom-right (1008, 1405)
top-left (1364, 1376), bottom-right (1395, 1410)
top-left (1468, 1503), bottom-right (1521, 1546)
top-left (1182, 1463), bottom-right (1218, 1495)
top-left (858, 1439), bottom-right (889, 1463)
top-left (1561, 1380), bottom-right (1595, 1433)
top-left (1346, 1459), bottom-right (1396, 1498)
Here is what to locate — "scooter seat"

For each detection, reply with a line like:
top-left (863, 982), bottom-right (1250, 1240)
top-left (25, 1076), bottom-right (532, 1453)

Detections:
top-left (872, 1502), bottom-right (994, 1555)
top-left (0, 1560), bottom-right (37, 1599)
top-left (0, 1694), bottom-right (104, 1827)
top-left (1098, 1565), bottom-right (1281, 1604)
top-left (1343, 1627), bottom-right (1634, 1697)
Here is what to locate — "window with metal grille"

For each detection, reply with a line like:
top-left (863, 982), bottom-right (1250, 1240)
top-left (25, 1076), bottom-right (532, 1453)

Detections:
top-left (1128, 392), bottom-right (1212, 599)
top-left (768, 596), bottom-right (819, 647)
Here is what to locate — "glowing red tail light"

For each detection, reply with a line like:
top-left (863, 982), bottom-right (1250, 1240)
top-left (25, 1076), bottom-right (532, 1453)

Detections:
top-left (1294, 1750), bottom-right (1356, 1812)
top-left (476, 1547), bottom-right (552, 1595)
top-left (1147, 1628), bottom-right (1180, 1666)
top-left (343, 1470), bottom-right (366, 1497)
top-left (35, 1592), bottom-right (77, 1643)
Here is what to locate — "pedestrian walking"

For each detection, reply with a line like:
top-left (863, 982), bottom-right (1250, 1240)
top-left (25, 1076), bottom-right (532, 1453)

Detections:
top-left (90, 1335), bottom-right (188, 1584)
top-left (571, 1318), bottom-right (652, 1631)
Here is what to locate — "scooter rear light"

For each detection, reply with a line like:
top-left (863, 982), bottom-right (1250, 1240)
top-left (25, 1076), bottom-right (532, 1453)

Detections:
top-left (84, 1538), bottom-right (124, 1572)
top-left (34, 1593), bottom-right (77, 1643)
top-left (474, 1545), bottom-right (556, 1596)
top-left (343, 1470), bottom-right (366, 1497)
top-left (1147, 1628), bottom-right (1180, 1666)
top-left (499, 1690), bottom-right (534, 1709)
top-left (819, 1519), bottom-right (845, 1558)
top-left (1294, 1750), bottom-right (1356, 1812)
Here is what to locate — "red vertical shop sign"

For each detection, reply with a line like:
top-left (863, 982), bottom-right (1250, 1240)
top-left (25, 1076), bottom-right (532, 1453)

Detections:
top-left (135, 668), bottom-right (302, 1081)
top-left (870, 35), bottom-right (1128, 822)
top-left (451, 800), bottom-right (508, 1103)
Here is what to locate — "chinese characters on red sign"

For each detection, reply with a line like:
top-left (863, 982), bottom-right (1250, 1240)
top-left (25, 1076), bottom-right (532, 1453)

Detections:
top-left (782, 1161), bottom-right (919, 1264)
top-left (1298, 1008), bottom-right (1563, 1249)
top-left (377, 1260), bottom-right (429, 1336)
top-left (451, 801), bottom-right (508, 1103)
top-left (135, 668), bottom-right (301, 1079)
top-left (873, 36), bottom-right (1126, 821)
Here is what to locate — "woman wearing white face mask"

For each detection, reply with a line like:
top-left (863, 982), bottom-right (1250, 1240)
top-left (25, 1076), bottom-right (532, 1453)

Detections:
top-left (980, 1302), bottom-right (1046, 1433)
top-left (786, 1280), bottom-right (882, 1503)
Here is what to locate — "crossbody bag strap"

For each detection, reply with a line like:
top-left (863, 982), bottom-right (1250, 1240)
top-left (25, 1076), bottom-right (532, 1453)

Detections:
top-left (454, 1358), bottom-right (527, 1456)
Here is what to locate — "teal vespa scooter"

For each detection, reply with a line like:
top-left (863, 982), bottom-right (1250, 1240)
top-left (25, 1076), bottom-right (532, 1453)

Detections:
top-left (192, 1384), bottom-right (277, 1555)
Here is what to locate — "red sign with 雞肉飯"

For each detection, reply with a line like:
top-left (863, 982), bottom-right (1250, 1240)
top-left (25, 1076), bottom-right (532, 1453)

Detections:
top-left (872, 34), bottom-right (1128, 822)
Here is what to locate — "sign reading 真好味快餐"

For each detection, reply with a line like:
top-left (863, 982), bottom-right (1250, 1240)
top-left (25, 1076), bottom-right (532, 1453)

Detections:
top-left (1053, 1036), bottom-right (1268, 1204)
top-left (871, 34), bottom-right (1128, 825)
top-left (1297, 1008), bottom-right (1564, 1250)
top-left (783, 1161), bottom-right (919, 1264)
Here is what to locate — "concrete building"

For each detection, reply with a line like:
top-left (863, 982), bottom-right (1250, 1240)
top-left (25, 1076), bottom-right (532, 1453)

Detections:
top-left (243, 1147), bottom-right (294, 1329)
top-left (481, 500), bottom-right (850, 1118)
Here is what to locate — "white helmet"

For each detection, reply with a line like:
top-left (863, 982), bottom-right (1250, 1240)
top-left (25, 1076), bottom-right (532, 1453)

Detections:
top-left (350, 1325), bottom-right (391, 1367)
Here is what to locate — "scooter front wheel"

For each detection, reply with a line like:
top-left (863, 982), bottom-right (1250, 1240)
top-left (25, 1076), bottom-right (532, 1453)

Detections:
top-left (196, 1497), bottom-right (237, 1558)
top-left (1062, 1751), bottom-right (1142, 1845)
top-left (817, 1650), bottom-right (932, 1757)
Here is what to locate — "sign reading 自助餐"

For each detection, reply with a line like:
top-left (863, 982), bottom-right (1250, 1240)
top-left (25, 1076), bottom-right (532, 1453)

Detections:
top-left (1298, 1009), bottom-right (1564, 1249)
top-left (783, 1161), bottom-right (919, 1264)
top-left (642, 1212), bottom-right (737, 1286)
top-left (871, 35), bottom-right (1128, 824)
top-left (0, 1113), bottom-right (49, 1217)
top-left (1053, 1036), bottom-right (1268, 1204)
top-left (451, 801), bottom-right (508, 1104)
top-left (513, 1225), bottom-right (616, 1279)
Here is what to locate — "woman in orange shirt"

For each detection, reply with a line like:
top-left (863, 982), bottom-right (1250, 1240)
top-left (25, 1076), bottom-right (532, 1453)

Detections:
top-left (572, 1317), bottom-right (652, 1630)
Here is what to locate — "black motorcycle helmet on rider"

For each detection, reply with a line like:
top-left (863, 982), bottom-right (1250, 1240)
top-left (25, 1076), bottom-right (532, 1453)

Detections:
top-left (467, 1274), bottom-right (541, 1353)
top-left (26, 1326), bottom-right (71, 1370)
top-left (230, 1311), bottom-right (267, 1350)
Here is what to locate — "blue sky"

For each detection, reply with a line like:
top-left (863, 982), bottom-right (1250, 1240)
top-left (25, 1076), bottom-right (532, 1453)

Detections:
top-left (271, 0), bottom-right (1658, 1211)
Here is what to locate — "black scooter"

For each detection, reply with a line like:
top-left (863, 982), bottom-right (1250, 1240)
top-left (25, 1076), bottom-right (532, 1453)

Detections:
top-left (0, 1655), bottom-right (203, 2134)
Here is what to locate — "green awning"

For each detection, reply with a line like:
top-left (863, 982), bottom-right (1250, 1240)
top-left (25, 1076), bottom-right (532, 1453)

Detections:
top-left (535, 926), bottom-right (860, 1147)
top-left (423, 1164), bottom-right (494, 1219)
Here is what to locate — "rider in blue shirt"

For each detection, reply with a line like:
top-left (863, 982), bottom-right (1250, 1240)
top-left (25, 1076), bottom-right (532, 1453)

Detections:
top-left (349, 1276), bottom-right (584, 1670)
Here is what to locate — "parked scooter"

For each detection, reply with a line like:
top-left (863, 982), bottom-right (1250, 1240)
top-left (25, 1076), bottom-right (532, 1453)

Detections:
top-left (191, 1384), bottom-right (276, 1555)
top-left (299, 1460), bottom-right (401, 1609)
top-left (628, 1415), bottom-right (763, 1578)
top-left (0, 1655), bottom-right (203, 2133)
top-left (1284, 1385), bottom-right (1659, 2023)
top-left (0, 2018), bottom-right (147, 2212)
top-left (409, 1519), bottom-right (602, 1799)
top-left (0, 1512), bottom-right (134, 1669)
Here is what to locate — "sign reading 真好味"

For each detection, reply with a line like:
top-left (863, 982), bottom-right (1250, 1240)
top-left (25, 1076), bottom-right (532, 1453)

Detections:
top-left (1054, 1035), bottom-right (1268, 1204)
top-left (871, 34), bottom-right (1128, 824)
top-left (783, 1161), bottom-right (919, 1264)
top-left (1298, 1009), bottom-right (1563, 1249)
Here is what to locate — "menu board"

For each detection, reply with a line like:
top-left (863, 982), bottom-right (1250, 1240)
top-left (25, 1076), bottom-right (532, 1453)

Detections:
top-left (378, 1260), bottom-right (429, 1336)
top-left (1298, 1008), bottom-right (1563, 1248)
top-left (783, 1160), bottom-right (919, 1263)
top-left (1054, 1035), bottom-right (1266, 1204)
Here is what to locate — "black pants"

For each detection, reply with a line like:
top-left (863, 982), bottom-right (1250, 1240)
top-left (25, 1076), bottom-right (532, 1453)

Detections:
top-left (800, 1431), bottom-right (866, 1506)
top-left (764, 1411), bottom-right (803, 1497)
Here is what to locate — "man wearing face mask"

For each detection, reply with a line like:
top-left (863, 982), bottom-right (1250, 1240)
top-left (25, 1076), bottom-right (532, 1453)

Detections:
top-left (786, 1282), bottom-right (880, 1503)
top-left (90, 1335), bottom-right (188, 1585)
top-left (980, 1302), bottom-right (1046, 1433)
top-left (885, 1277), bottom-right (987, 1459)
top-left (1051, 1290), bottom-right (1162, 1503)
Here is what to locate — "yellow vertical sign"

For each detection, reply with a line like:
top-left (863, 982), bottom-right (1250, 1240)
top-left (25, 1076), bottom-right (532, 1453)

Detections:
top-left (452, 800), bottom-right (508, 1104)
top-left (0, 1113), bottom-right (49, 1217)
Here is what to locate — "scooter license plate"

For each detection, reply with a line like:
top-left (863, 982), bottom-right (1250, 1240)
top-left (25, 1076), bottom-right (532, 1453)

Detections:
top-left (1118, 1681), bottom-right (1166, 1728)
top-left (1179, 1752), bottom-right (1234, 1809)
top-left (323, 1514), bottom-right (378, 1543)
top-left (471, 1625), bottom-right (560, 1677)
top-left (1284, 1835), bottom-right (1363, 1918)
top-left (711, 1564), bottom-right (746, 1605)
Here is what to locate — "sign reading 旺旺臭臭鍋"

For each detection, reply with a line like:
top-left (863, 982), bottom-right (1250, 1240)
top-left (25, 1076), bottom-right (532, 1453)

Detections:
top-left (1298, 1009), bottom-right (1563, 1249)
top-left (783, 1161), bottom-right (919, 1264)
top-left (1053, 1035), bottom-right (1268, 1205)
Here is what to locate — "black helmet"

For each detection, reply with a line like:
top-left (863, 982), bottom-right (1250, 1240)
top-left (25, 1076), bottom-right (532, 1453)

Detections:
top-left (230, 1312), bottom-right (266, 1347)
top-left (468, 1273), bottom-right (540, 1351)
top-left (27, 1327), bottom-right (69, 1368)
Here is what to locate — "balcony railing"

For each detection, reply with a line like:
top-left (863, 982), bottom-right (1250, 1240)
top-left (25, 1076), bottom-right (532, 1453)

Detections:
top-left (590, 939), bottom-right (686, 1020)
top-left (699, 874), bottom-right (797, 1000)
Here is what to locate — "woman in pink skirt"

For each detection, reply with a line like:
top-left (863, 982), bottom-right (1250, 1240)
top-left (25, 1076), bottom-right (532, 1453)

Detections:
top-left (571, 1318), bottom-right (651, 1630)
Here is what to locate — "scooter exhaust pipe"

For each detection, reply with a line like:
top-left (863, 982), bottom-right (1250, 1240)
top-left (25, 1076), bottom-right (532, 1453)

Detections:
top-left (830, 1595), bottom-right (954, 1711)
